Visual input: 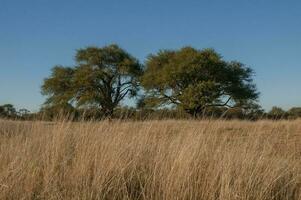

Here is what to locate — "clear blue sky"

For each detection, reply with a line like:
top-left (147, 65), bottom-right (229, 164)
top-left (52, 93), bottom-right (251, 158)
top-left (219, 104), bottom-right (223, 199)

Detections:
top-left (1, 0), bottom-right (300, 112)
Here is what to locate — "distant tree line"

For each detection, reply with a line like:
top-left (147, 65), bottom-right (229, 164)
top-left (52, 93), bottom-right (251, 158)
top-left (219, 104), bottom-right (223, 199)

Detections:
top-left (1, 103), bottom-right (301, 121)
top-left (1, 44), bottom-right (300, 121)
top-left (0, 104), bottom-right (31, 119)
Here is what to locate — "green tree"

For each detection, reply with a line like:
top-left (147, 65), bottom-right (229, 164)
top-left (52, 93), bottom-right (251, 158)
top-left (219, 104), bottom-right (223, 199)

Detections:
top-left (0, 106), bottom-right (5, 117)
top-left (141, 47), bottom-right (259, 116)
top-left (18, 108), bottom-right (30, 117)
top-left (42, 44), bottom-right (142, 117)
top-left (0, 104), bottom-right (17, 118)
top-left (233, 101), bottom-right (264, 119)
top-left (288, 107), bottom-right (301, 118)
top-left (268, 106), bottom-right (287, 119)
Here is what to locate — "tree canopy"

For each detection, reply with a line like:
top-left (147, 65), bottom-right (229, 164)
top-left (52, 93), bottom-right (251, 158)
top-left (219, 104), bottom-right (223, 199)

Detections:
top-left (141, 47), bottom-right (259, 116)
top-left (0, 104), bottom-right (16, 117)
top-left (268, 106), bottom-right (287, 119)
top-left (42, 44), bottom-right (142, 117)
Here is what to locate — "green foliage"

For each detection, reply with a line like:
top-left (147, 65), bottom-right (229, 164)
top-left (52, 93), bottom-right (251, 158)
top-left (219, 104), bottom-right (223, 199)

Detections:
top-left (41, 44), bottom-right (142, 117)
top-left (0, 104), bottom-right (32, 119)
top-left (0, 104), bottom-right (17, 118)
top-left (287, 107), bottom-right (301, 119)
top-left (141, 47), bottom-right (259, 116)
top-left (39, 103), bottom-right (78, 120)
top-left (267, 106), bottom-right (289, 119)
top-left (18, 108), bottom-right (30, 116)
top-left (42, 66), bottom-right (75, 105)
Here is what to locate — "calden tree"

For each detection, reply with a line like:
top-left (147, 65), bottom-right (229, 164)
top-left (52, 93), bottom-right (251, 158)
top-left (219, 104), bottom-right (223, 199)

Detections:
top-left (141, 47), bottom-right (259, 116)
top-left (42, 44), bottom-right (142, 118)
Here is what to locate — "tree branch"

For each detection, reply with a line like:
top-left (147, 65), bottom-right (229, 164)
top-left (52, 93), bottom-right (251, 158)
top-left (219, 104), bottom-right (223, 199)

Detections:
top-left (163, 94), bottom-right (180, 105)
top-left (205, 97), bottom-right (233, 108)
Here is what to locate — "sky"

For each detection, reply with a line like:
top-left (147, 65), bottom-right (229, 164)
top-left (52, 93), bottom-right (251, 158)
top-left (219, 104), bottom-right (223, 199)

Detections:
top-left (0, 0), bottom-right (301, 112)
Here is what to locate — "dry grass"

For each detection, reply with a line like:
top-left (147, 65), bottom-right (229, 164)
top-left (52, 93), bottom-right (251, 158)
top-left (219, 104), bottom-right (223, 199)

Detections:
top-left (0, 119), bottom-right (300, 200)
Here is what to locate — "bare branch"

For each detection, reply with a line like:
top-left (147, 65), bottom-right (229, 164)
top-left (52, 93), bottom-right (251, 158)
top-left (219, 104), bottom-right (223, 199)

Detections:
top-left (205, 97), bottom-right (233, 108)
top-left (163, 94), bottom-right (180, 105)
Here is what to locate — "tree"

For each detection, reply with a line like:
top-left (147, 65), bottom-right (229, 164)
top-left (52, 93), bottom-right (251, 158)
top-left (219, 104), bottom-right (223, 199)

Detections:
top-left (0, 106), bottom-right (5, 117)
top-left (141, 47), bottom-right (259, 116)
top-left (287, 107), bottom-right (301, 119)
top-left (233, 101), bottom-right (264, 120)
top-left (18, 108), bottom-right (30, 117)
top-left (0, 104), bottom-right (17, 118)
top-left (268, 106), bottom-right (287, 119)
top-left (42, 44), bottom-right (142, 117)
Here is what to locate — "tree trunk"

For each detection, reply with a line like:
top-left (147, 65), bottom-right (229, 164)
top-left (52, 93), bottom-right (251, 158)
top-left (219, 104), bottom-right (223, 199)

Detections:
top-left (185, 105), bottom-right (205, 118)
top-left (103, 107), bottom-right (114, 119)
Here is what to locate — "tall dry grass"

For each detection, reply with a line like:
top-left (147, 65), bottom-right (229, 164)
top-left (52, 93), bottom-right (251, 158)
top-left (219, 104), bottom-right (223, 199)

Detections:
top-left (0, 119), bottom-right (300, 200)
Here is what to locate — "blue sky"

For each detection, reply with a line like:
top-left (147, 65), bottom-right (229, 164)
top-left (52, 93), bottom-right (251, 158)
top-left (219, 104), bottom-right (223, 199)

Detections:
top-left (0, 0), bottom-right (300, 112)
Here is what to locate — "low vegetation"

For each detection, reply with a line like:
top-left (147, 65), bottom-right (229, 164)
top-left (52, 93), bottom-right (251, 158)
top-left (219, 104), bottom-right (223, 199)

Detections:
top-left (0, 119), bottom-right (300, 199)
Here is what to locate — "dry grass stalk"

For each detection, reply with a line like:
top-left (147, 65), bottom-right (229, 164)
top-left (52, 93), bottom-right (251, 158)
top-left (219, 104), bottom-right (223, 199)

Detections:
top-left (0, 119), bottom-right (300, 200)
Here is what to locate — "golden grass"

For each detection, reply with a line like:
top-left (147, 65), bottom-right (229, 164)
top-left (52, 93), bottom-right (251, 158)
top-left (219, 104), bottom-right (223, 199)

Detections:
top-left (0, 119), bottom-right (300, 200)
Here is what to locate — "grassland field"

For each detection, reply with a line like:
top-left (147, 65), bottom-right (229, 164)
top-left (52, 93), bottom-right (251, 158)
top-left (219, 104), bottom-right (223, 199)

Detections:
top-left (0, 119), bottom-right (300, 200)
